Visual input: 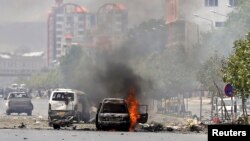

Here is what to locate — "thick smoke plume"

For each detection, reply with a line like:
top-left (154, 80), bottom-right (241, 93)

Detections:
top-left (65, 45), bottom-right (153, 106)
top-left (85, 48), bottom-right (152, 105)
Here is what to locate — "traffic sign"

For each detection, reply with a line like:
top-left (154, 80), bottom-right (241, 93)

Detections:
top-left (224, 83), bottom-right (234, 97)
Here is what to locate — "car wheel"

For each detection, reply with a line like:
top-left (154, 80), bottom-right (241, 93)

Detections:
top-left (121, 125), bottom-right (130, 132)
top-left (6, 111), bottom-right (11, 115)
top-left (76, 113), bottom-right (81, 123)
top-left (96, 123), bottom-right (102, 130)
top-left (53, 124), bottom-right (60, 130)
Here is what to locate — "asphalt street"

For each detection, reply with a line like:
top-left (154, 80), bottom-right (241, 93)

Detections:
top-left (0, 129), bottom-right (207, 141)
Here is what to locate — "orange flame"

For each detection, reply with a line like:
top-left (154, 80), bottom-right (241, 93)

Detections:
top-left (127, 87), bottom-right (140, 131)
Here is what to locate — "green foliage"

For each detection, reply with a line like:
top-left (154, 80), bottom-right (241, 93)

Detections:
top-left (59, 46), bottom-right (84, 87)
top-left (222, 33), bottom-right (250, 99)
top-left (20, 69), bottom-right (62, 89)
top-left (136, 46), bottom-right (200, 99)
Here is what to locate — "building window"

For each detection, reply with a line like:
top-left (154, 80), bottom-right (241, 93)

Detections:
top-left (215, 21), bottom-right (225, 27)
top-left (57, 44), bottom-right (61, 49)
top-left (67, 16), bottom-right (73, 22)
top-left (56, 31), bottom-right (62, 35)
top-left (56, 16), bottom-right (64, 21)
top-left (78, 31), bottom-right (84, 35)
top-left (56, 37), bottom-right (61, 41)
top-left (78, 15), bottom-right (85, 21)
top-left (56, 24), bottom-right (62, 28)
top-left (229, 0), bottom-right (237, 7)
top-left (78, 24), bottom-right (84, 28)
top-left (205, 0), bottom-right (218, 7)
top-left (57, 50), bottom-right (61, 54)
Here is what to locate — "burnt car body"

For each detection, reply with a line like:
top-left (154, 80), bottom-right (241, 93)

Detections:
top-left (95, 98), bottom-right (148, 131)
top-left (5, 92), bottom-right (33, 116)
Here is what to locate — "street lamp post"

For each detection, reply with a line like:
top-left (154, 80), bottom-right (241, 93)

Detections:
top-left (193, 14), bottom-right (214, 31)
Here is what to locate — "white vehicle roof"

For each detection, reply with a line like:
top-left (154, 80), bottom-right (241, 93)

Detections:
top-left (52, 88), bottom-right (86, 95)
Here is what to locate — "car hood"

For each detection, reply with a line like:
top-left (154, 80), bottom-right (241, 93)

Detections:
top-left (99, 113), bottom-right (129, 117)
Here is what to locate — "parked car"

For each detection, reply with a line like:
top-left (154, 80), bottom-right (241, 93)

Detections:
top-left (95, 98), bottom-right (148, 131)
top-left (4, 92), bottom-right (33, 116)
top-left (48, 88), bottom-right (90, 129)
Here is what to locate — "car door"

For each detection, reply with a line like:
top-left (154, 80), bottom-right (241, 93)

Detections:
top-left (137, 105), bottom-right (148, 123)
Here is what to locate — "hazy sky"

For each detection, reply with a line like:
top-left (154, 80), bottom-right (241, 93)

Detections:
top-left (0, 0), bottom-right (164, 52)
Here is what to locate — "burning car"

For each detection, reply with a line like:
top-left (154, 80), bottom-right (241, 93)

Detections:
top-left (95, 98), bottom-right (148, 131)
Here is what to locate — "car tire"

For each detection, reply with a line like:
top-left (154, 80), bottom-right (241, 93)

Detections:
top-left (96, 123), bottom-right (102, 130)
top-left (76, 113), bottom-right (81, 123)
top-left (123, 125), bottom-right (130, 132)
top-left (53, 124), bottom-right (60, 130)
top-left (6, 111), bottom-right (11, 115)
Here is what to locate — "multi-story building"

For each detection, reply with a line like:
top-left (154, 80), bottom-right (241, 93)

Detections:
top-left (94, 3), bottom-right (128, 49)
top-left (164, 0), bottom-right (238, 52)
top-left (47, 0), bottom-right (95, 66)
top-left (165, 0), bottom-right (237, 31)
top-left (192, 0), bottom-right (237, 31)
top-left (0, 52), bottom-right (46, 76)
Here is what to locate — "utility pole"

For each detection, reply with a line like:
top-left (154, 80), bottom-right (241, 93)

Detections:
top-left (200, 90), bottom-right (203, 121)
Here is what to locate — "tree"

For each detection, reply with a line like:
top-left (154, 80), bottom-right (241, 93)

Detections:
top-left (222, 33), bottom-right (250, 124)
top-left (197, 52), bottom-right (225, 93)
top-left (59, 46), bottom-right (83, 87)
top-left (18, 69), bottom-right (62, 90)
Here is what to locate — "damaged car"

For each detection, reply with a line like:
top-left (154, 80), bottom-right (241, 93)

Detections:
top-left (48, 88), bottom-right (90, 129)
top-left (95, 98), bottom-right (148, 131)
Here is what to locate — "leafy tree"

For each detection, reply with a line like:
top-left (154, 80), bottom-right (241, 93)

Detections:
top-left (136, 45), bottom-right (200, 99)
top-left (18, 69), bottom-right (62, 90)
top-left (59, 46), bottom-right (83, 87)
top-left (222, 33), bottom-right (250, 124)
top-left (197, 52), bottom-right (225, 93)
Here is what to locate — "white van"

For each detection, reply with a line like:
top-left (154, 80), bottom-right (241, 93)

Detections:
top-left (48, 88), bottom-right (90, 127)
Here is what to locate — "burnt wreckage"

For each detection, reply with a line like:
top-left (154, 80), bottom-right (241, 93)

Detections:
top-left (95, 98), bottom-right (148, 131)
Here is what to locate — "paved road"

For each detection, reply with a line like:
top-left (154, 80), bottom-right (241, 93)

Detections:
top-left (0, 129), bottom-right (207, 141)
top-left (0, 97), bottom-right (208, 141)
top-left (0, 98), bottom-right (49, 118)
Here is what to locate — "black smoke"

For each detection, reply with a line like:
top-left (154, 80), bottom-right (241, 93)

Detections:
top-left (86, 48), bottom-right (152, 105)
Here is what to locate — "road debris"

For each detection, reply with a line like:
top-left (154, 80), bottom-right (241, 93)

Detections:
top-left (18, 122), bottom-right (26, 128)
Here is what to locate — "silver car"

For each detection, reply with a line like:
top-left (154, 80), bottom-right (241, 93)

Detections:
top-left (4, 92), bottom-right (33, 116)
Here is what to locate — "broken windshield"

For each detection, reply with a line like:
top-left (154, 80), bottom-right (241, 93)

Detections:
top-left (101, 103), bottom-right (128, 113)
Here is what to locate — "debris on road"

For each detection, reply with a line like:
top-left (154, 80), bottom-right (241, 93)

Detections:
top-left (185, 119), bottom-right (207, 133)
top-left (18, 122), bottom-right (26, 128)
top-left (137, 122), bottom-right (164, 132)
